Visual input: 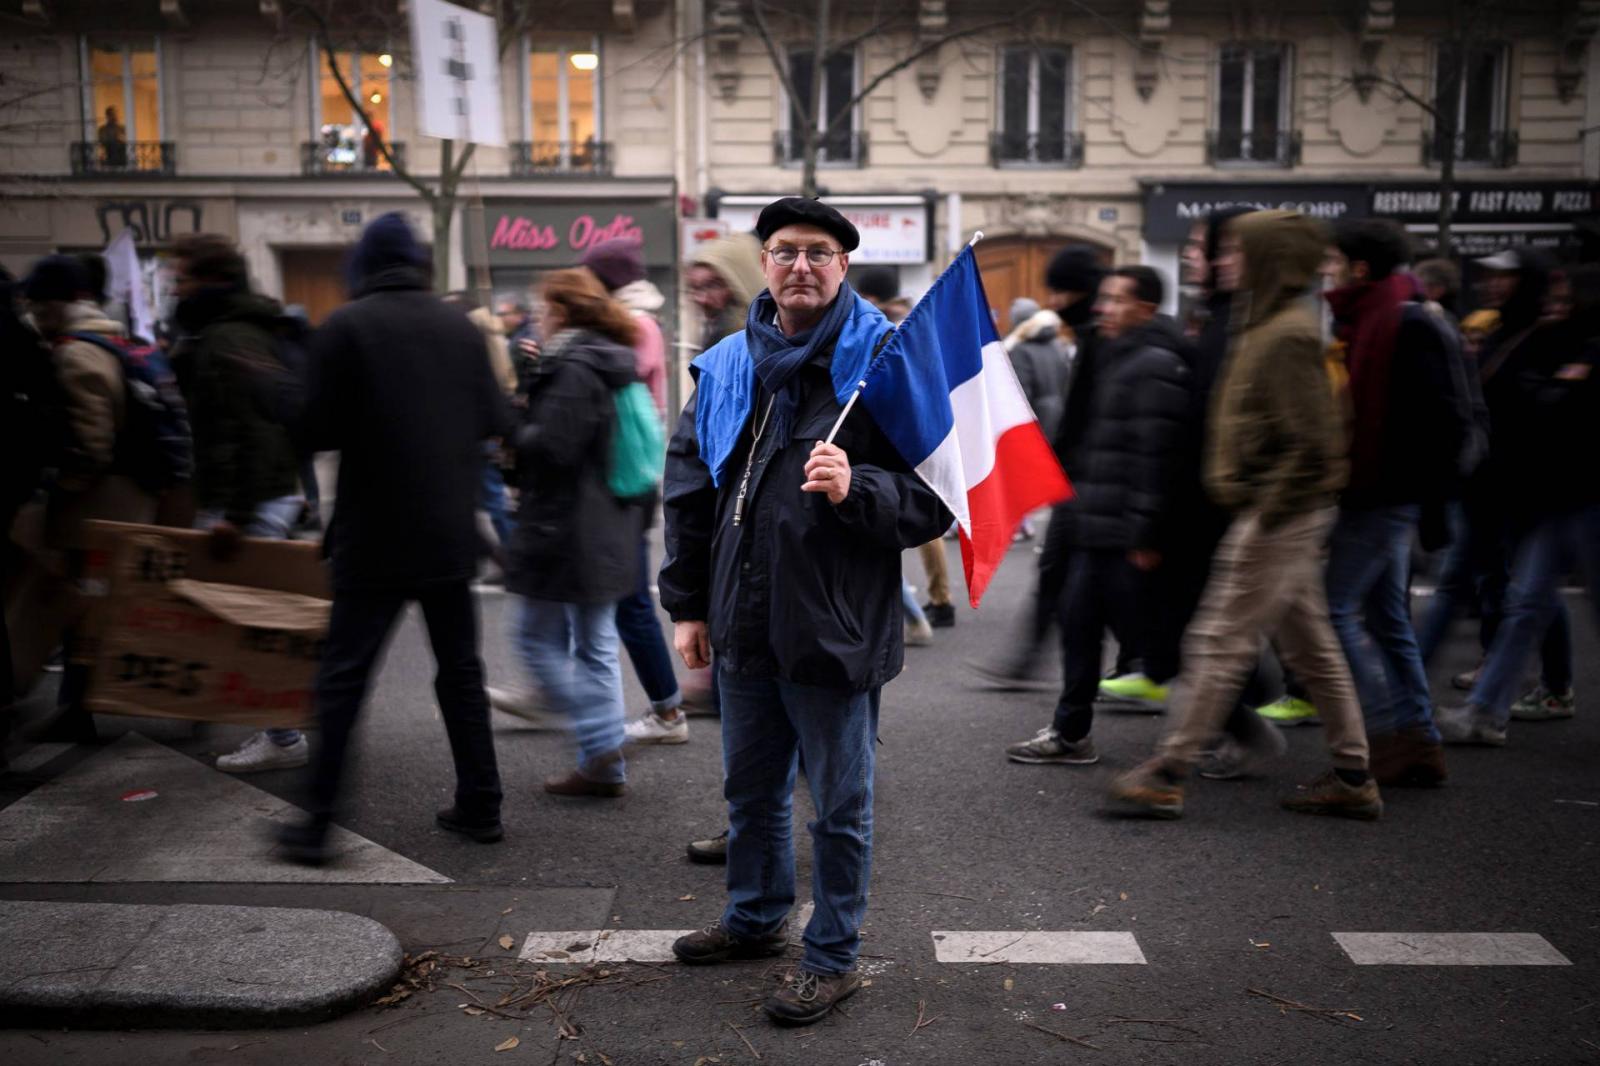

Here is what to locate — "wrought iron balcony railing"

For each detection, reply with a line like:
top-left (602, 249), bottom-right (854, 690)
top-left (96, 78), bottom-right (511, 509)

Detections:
top-left (510, 141), bottom-right (614, 176)
top-left (300, 141), bottom-right (406, 176)
top-left (70, 141), bottom-right (175, 176)
top-left (991, 130), bottom-right (1085, 168)
top-left (1206, 129), bottom-right (1302, 168)
top-left (774, 129), bottom-right (868, 167)
top-left (1423, 129), bottom-right (1519, 168)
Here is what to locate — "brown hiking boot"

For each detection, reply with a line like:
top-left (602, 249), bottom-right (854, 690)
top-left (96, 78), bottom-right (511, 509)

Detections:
top-left (763, 969), bottom-right (863, 1026)
top-left (671, 919), bottom-right (789, 965)
top-left (1371, 729), bottom-right (1448, 788)
top-left (543, 769), bottom-right (626, 798)
top-left (1281, 769), bottom-right (1383, 820)
top-left (1106, 758), bottom-right (1185, 819)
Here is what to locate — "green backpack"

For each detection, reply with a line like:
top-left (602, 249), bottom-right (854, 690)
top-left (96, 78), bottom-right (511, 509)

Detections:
top-left (608, 382), bottom-right (665, 499)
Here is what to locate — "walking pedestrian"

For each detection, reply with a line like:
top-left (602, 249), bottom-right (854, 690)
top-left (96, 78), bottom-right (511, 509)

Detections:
top-left (687, 233), bottom-right (765, 350)
top-left (1438, 264), bottom-right (1600, 744)
top-left (660, 197), bottom-right (950, 1025)
top-left (275, 213), bottom-right (507, 864)
top-left (576, 238), bottom-right (688, 747)
top-left (508, 269), bottom-right (649, 795)
top-left (1107, 210), bottom-right (1380, 821)
top-left (1320, 220), bottom-right (1476, 785)
top-left (167, 234), bottom-right (308, 772)
top-left (1004, 266), bottom-right (1191, 768)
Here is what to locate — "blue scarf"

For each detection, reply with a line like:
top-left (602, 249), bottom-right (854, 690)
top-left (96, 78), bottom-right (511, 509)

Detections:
top-left (693, 286), bottom-right (891, 486)
top-left (743, 281), bottom-right (857, 442)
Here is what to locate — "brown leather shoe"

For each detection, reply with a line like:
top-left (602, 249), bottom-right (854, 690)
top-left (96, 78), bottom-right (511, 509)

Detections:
top-left (763, 969), bottom-right (862, 1026)
top-left (543, 769), bottom-right (626, 798)
top-left (1106, 757), bottom-right (1185, 819)
top-left (1281, 769), bottom-right (1383, 820)
top-left (1372, 728), bottom-right (1448, 787)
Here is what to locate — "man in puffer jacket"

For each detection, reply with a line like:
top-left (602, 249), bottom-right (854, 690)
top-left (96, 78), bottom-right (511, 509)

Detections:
top-left (1004, 266), bottom-right (1191, 768)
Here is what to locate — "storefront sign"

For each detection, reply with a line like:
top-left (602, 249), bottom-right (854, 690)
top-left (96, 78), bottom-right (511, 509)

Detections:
top-left (1369, 182), bottom-right (1598, 223)
top-left (1141, 183), bottom-right (1365, 242)
top-left (714, 196), bottom-right (931, 264)
top-left (483, 200), bottom-right (676, 268)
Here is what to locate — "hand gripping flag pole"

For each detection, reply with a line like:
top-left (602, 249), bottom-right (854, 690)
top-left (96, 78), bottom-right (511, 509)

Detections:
top-left (822, 232), bottom-right (986, 447)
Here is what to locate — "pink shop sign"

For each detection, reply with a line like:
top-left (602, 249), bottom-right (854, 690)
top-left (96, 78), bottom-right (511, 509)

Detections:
top-left (484, 202), bottom-right (675, 267)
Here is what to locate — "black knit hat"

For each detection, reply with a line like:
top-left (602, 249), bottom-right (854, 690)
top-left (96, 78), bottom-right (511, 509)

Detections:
top-left (755, 196), bottom-right (860, 252)
top-left (1044, 245), bottom-right (1105, 296)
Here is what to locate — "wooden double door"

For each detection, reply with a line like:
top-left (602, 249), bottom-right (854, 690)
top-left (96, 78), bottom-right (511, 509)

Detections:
top-left (973, 237), bottom-right (1113, 330)
top-left (279, 249), bottom-right (350, 326)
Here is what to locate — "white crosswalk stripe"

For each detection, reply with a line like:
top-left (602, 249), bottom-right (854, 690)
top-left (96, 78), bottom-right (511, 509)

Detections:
top-left (521, 929), bottom-right (690, 964)
top-left (1333, 932), bottom-right (1572, 966)
top-left (931, 931), bottom-right (1147, 964)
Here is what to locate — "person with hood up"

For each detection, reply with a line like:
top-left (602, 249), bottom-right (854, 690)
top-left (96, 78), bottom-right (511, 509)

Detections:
top-left (167, 233), bottom-right (307, 772)
top-left (1321, 219), bottom-right (1476, 786)
top-left (1439, 263), bottom-right (1600, 745)
top-left (575, 238), bottom-right (688, 747)
top-left (1003, 297), bottom-right (1068, 444)
top-left (687, 232), bottom-right (765, 352)
top-left (1108, 210), bottom-right (1379, 821)
top-left (660, 197), bottom-right (950, 1025)
top-left (276, 213), bottom-right (508, 865)
top-left (1003, 266), bottom-right (1191, 768)
top-left (508, 268), bottom-right (649, 796)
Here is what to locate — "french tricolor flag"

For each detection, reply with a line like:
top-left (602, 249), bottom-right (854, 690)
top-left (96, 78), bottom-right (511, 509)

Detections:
top-left (858, 246), bottom-right (1073, 606)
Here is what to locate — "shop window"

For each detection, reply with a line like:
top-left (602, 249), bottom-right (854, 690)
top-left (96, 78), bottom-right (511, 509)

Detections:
top-left (994, 46), bottom-right (1078, 167)
top-left (78, 38), bottom-right (167, 173)
top-left (517, 35), bottom-right (603, 172)
top-left (781, 48), bottom-right (860, 165)
top-left (1212, 43), bottom-right (1296, 167)
top-left (309, 48), bottom-right (394, 173)
top-left (1429, 43), bottom-right (1513, 167)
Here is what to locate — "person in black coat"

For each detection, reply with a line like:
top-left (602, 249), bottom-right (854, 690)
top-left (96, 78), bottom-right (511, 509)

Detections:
top-left (507, 268), bottom-right (648, 797)
top-left (659, 197), bottom-right (949, 1026)
top-left (1005, 266), bottom-right (1191, 767)
top-left (277, 212), bottom-right (509, 865)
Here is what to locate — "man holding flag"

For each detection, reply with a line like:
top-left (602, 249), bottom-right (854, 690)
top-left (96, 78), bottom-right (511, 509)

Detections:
top-left (661, 196), bottom-right (1066, 1025)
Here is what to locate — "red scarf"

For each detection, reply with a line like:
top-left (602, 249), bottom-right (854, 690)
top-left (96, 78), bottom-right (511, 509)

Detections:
top-left (1324, 274), bottom-right (1418, 496)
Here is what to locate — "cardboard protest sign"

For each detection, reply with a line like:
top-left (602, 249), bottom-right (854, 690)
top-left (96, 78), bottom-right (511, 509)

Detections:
top-left (81, 522), bottom-right (330, 728)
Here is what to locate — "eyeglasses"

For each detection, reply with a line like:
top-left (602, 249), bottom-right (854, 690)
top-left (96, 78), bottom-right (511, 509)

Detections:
top-left (764, 244), bottom-right (841, 268)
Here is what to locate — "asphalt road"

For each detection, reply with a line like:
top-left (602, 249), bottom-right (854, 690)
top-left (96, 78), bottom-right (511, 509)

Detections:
top-left (3, 534), bottom-right (1598, 1066)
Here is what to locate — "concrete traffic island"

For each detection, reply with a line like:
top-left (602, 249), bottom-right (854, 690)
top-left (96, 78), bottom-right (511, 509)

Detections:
top-left (0, 900), bottom-right (403, 1029)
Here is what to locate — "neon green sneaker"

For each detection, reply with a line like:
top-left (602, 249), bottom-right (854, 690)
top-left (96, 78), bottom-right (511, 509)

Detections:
top-left (1096, 672), bottom-right (1170, 709)
top-left (1255, 696), bottom-right (1320, 726)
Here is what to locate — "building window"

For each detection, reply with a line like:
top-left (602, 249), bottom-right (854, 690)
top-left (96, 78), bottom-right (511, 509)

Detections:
top-left (310, 48), bottom-right (394, 173)
top-left (994, 46), bottom-right (1079, 167)
top-left (1429, 43), bottom-right (1513, 166)
top-left (518, 35), bottom-right (602, 170)
top-left (1212, 43), bottom-right (1295, 166)
top-left (781, 48), bottom-right (859, 164)
top-left (78, 37), bottom-right (165, 173)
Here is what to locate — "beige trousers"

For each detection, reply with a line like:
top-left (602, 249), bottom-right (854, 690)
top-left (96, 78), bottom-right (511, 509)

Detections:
top-left (917, 539), bottom-right (951, 608)
top-left (1159, 507), bottom-right (1369, 772)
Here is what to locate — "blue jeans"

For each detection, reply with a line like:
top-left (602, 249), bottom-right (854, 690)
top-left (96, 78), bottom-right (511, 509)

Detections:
top-left (481, 454), bottom-right (511, 548)
top-left (513, 598), bottom-right (626, 783)
top-left (1326, 505), bottom-right (1437, 741)
top-left (197, 495), bottom-right (305, 746)
top-left (1471, 506), bottom-right (1600, 725)
top-left (901, 582), bottom-right (927, 626)
top-left (718, 667), bottom-right (879, 976)
top-left (614, 536), bottom-right (682, 713)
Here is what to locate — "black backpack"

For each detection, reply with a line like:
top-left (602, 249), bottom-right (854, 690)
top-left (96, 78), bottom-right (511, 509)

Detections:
top-left (257, 315), bottom-right (310, 427)
top-left (64, 331), bottom-right (193, 493)
top-left (1398, 304), bottom-right (1484, 491)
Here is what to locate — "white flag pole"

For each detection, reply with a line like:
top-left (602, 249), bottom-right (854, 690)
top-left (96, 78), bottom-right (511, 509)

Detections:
top-left (823, 232), bottom-right (984, 446)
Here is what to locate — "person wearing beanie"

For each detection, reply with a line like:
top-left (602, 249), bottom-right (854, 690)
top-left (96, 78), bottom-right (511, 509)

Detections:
top-left (13, 254), bottom-right (161, 743)
top-left (277, 212), bottom-right (509, 866)
top-left (574, 237), bottom-right (690, 747)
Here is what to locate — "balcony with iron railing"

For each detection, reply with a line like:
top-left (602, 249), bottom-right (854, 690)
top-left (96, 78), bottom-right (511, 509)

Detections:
top-left (774, 129), bottom-right (868, 168)
top-left (990, 130), bottom-right (1085, 169)
top-left (1206, 129), bottom-right (1302, 168)
top-left (70, 141), bottom-right (175, 176)
top-left (510, 141), bottom-right (614, 176)
top-left (1423, 129), bottom-right (1519, 169)
top-left (300, 141), bottom-right (407, 176)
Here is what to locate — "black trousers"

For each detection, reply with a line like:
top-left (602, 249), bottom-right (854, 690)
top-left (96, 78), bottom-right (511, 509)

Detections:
top-left (1052, 548), bottom-right (1148, 741)
top-left (306, 581), bottom-right (502, 825)
top-left (1021, 507), bottom-right (1140, 677)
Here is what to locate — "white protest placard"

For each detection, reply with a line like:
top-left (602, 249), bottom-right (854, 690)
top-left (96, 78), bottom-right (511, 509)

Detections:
top-left (408, 0), bottom-right (505, 146)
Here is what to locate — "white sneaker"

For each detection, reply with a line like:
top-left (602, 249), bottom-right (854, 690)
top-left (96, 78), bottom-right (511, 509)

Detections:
top-left (905, 618), bottom-right (934, 647)
top-left (624, 710), bottom-right (689, 745)
top-left (487, 686), bottom-right (565, 730)
top-left (216, 732), bottom-right (309, 773)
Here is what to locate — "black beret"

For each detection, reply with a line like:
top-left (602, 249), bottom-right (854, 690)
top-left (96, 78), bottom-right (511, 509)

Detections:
top-left (22, 254), bottom-right (90, 303)
top-left (755, 196), bottom-right (859, 252)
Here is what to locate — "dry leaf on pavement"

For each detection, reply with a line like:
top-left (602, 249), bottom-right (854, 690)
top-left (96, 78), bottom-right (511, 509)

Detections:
top-left (678, 894), bottom-right (696, 902)
top-left (498, 935), bottom-right (515, 951)
top-left (494, 1036), bottom-right (520, 1052)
